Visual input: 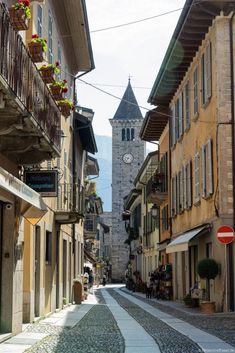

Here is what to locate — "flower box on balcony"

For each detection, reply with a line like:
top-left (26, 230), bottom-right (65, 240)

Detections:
top-left (8, 7), bottom-right (29, 31)
top-left (28, 42), bottom-right (44, 62)
top-left (58, 99), bottom-right (74, 118)
top-left (39, 66), bottom-right (55, 84)
top-left (49, 79), bottom-right (67, 100)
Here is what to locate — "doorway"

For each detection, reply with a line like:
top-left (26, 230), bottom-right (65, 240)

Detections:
top-left (56, 231), bottom-right (60, 309)
top-left (34, 226), bottom-right (40, 318)
top-left (63, 240), bottom-right (67, 300)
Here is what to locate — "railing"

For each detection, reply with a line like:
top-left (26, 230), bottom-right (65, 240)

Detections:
top-left (56, 183), bottom-right (84, 213)
top-left (0, 4), bottom-right (61, 151)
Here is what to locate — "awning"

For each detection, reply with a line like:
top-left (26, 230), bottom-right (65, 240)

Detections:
top-left (157, 239), bottom-right (170, 252)
top-left (0, 166), bottom-right (47, 225)
top-left (84, 249), bottom-right (97, 264)
top-left (166, 224), bottom-right (211, 254)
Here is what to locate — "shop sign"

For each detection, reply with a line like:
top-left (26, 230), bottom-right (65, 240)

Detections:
top-left (24, 170), bottom-right (58, 197)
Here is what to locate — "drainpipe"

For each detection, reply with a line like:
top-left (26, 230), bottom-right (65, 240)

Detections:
top-left (229, 12), bottom-right (235, 311)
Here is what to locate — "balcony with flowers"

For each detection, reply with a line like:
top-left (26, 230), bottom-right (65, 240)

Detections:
top-left (0, 2), bottom-right (61, 164)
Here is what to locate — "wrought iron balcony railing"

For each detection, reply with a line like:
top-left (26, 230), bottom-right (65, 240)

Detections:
top-left (56, 183), bottom-right (84, 213)
top-left (0, 4), bottom-right (61, 164)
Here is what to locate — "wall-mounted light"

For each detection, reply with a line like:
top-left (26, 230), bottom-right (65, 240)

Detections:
top-left (151, 204), bottom-right (158, 218)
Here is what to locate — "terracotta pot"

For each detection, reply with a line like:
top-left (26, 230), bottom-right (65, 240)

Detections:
top-left (200, 301), bottom-right (216, 314)
top-left (50, 86), bottom-right (63, 100)
top-left (39, 67), bottom-right (55, 84)
top-left (28, 42), bottom-right (44, 63)
top-left (8, 8), bottom-right (29, 31)
top-left (59, 103), bottom-right (71, 118)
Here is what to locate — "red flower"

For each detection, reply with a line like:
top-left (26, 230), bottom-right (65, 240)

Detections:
top-left (55, 61), bottom-right (60, 67)
top-left (63, 79), bottom-right (67, 84)
top-left (18, 0), bottom-right (30, 5)
top-left (32, 34), bottom-right (39, 39)
top-left (62, 88), bottom-right (68, 93)
top-left (72, 106), bottom-right (75, 111)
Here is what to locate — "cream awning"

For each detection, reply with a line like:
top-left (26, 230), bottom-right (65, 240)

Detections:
top-left (0, 166), bottom-right (47, 225)
top-left (166, 224), bottom-right (211, 254)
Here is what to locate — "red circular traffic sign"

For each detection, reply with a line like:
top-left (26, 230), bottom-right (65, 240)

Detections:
top-left (217, 225), bottom-right (235, 244)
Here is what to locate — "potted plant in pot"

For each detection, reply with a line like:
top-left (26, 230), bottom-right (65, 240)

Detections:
top-left (57, 99), bottom-right (74, 117)
top-left (49, 79), bottom-right (68, 100)
top-left (8, 0), bottom-right (31, 31)
top-left (28, 34), bottom-right (47, 62)
top-left (38, 61), bottom-right (60, 84)
top-left (197, 258), bottom-right (219, 314)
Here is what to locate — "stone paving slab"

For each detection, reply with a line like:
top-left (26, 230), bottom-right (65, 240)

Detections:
top-left (102, 289), bottom-right (161, 353)
top-left (119, 288), bottom-right (235, 353)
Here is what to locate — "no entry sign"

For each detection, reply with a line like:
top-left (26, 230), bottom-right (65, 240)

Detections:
top-left (217, 225), bottom-right (235, 244)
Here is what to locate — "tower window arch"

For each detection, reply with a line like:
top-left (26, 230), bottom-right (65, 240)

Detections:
top-left (126, 128), bottom-right (130, 141)
top-left (131, 128), bottom-right (135, 141)
top-left (122, 128), bottom-right (126, 141)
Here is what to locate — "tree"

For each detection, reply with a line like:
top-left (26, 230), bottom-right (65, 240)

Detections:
top-left (197, 258), bottom-right (219, 301)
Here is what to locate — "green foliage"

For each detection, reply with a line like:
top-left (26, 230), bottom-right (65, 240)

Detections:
top-left (39, 63), bottom-right (60, 75)
top-left (197, 258), bottom-right (219, 280)
top-left (31, 34), bottom-right (48, 52)
top-left (57, 99), bottom-right (74, 109)
top-left (13, 2), bottom-right (31, 19)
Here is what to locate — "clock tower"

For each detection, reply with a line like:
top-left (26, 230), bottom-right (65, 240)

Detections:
top-left (109, 80), bottom-right (145, 282)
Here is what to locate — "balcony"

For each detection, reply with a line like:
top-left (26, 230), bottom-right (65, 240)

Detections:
top-left (146, 174), bottom-right (168, 205)
top-left (55, 183), bottom-right (84, 224)
top-left (0, 4), bottom-right (61, 164)
top-left (84, 214), bottom-right (97, 239)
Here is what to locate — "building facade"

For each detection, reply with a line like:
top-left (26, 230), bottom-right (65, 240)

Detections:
top-left (110, 80), bottom-right (145, 281)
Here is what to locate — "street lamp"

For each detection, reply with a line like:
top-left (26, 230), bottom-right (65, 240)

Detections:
top-left (151, 204), bottom-right (158, 218)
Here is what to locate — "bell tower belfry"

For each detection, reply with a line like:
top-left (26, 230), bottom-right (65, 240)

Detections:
top-left (109, 80), bottom-right (145, 282)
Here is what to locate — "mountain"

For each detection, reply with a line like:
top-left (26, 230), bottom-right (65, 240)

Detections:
top-left (94, 135), bottom-right (112, 211)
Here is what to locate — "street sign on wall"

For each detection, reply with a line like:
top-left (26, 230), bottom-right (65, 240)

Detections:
top-left (24, 170), bottom-right (58, 197)
top-left (217, 225), bottom-right (235, 244)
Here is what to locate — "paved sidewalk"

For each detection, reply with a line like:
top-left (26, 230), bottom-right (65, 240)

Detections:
top-left (103, 289), bottom-right (161, 353)
top-left (120, 287), bottom-right (235, 353)
top-left (0, 292), bottom-right (97, 353)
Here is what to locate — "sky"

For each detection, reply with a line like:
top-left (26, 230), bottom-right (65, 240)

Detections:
top-left (78, 0), bottom-right (186, 137)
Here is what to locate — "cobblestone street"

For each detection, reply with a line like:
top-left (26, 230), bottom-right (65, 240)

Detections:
top-left (1, 285), bottom-right (235, 353)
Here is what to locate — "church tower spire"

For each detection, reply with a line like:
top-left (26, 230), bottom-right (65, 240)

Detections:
top-left (109, 81), bottom-right (145, 282)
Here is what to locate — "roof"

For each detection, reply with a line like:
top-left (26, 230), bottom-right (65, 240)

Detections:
top-left (148, 0), bottom-right (234, 106)
top-left (112, 80), bottom-right (143, 120)
top-left (140, 107), bottom-right (169, 142)
top-left (74, 111), bottom-right (97, 154)
top-left (134, 151), bottom-right (159, 187)
top-left (50, 0), bottom-right (95, 75)
top-left (124, 189), bottom-right (141, 211)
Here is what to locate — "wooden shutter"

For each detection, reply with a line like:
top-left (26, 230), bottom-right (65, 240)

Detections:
top-left (201, 145), bottom-right (206, 198)
top-left (207, 139), bottom-right (213, 195)
top-left (183, 165), bottom-right (187, 210)
top-left (194, 153), bottom-right (200, 203)
top-left (193, 67), bottom-right (198, 116)
top-left (179, 93), bottom-right (183, 137)
top-left (170, 107), bottom-right (175, 147)
top-left (187, 161), bottom-right (192, 208)
top-left (206, 43), bottom-right (212, 100)
top-left (185, 82), bottom-right (190, 130)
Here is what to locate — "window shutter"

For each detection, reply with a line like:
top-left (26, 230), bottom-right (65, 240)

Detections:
top-left (179, 94), bottom-right (183, 137)
top-left (206, 43), bottom-right (212, 100)
top-left (170, 108), bottom-right (175, 147)
top-left (175, 100), bottom-right (179, 141)
top-left (176, 173), bottom-right (180, 214)
top-left (183, 165), bottom-right (187, 210)
top-left (185, 82), bottom-right (190, 130)
top-left (171, 177), bottom-right (174, 217)
top-left (179, 169), bottom-right (183, 212)
top-left (187, 161), bottom-right (192, 208)
top-left (207, 139), bottom-right (213, 195)
top-left (194, 153), bottom-right (200, 203)
top-left (193, 67), bottom-right (198, 116)
top-left (201, 146), bottom-right (206, 198)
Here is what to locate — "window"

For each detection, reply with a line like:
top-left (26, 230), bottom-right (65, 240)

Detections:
top-left (45, 231), bottom-right (52, 264)
top-left (48, 11), bottom-right (53, 63)
top-left (122, 128), bottom-right (125, 141)
top-left (131, 128), bottom-right (135, 141)
top-left (37, 5), bottom-right (42, 37)
top-left (57, 43), bottom-right (62, 81)
top-left (184, 82), bottom-right (190, 130)
top-left (202, 139), bottom-right (213, 198)
top-left (178, 93), bottom-right (184, 138)
top-left (201, 43), bottom-right (212, 105)
top-left (194, 153), bottom-right (200, 203)
top-left (171, 175), bottom-right (177, 217)
top-left (186, 161), bottom-right (192, 209)
top-left (193, 66), bottom-right (198, 116)
top-left (160, 152), bottom-right (168, 192)
top-left (170, 107), bottom-right (175, 148)
top-left (47, 160), bottom-right (51, 170)
top-left (179, 169), bottom-right (183, 213)
top-left (161, 205), bottom-right (169, 232)
top-left (126, 128), bottom-right (130, 141)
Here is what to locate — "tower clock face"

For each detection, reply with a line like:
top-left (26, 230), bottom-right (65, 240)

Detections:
top-left (122, 153), bottom-right (133, 164)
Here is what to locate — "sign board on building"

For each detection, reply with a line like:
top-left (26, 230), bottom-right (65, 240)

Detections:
top-left (217, 225), bottom-right (235, 245)
top-left (24, 170), bottom-right (58, 197)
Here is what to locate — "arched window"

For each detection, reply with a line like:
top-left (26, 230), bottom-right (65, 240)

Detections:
top-left (126, 128), bottom-right (130, 141)
top-left (122, 128), bottom-right (126, 141)
top-left (131, 128), bottom-right (135, 141)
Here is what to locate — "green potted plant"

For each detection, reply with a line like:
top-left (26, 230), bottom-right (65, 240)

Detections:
top-left (57, 98), bottom-right (74, 118)
top-left (8, 0), bottom-right (31, 31)
top-left (49, 79), bottom-right (68, 100)
top-left (197, 258), bottom-right (219, 313)
top-left (39, 61), bottom-right (60, 84)
top-left (28, 34), bottom-right (47, 62)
